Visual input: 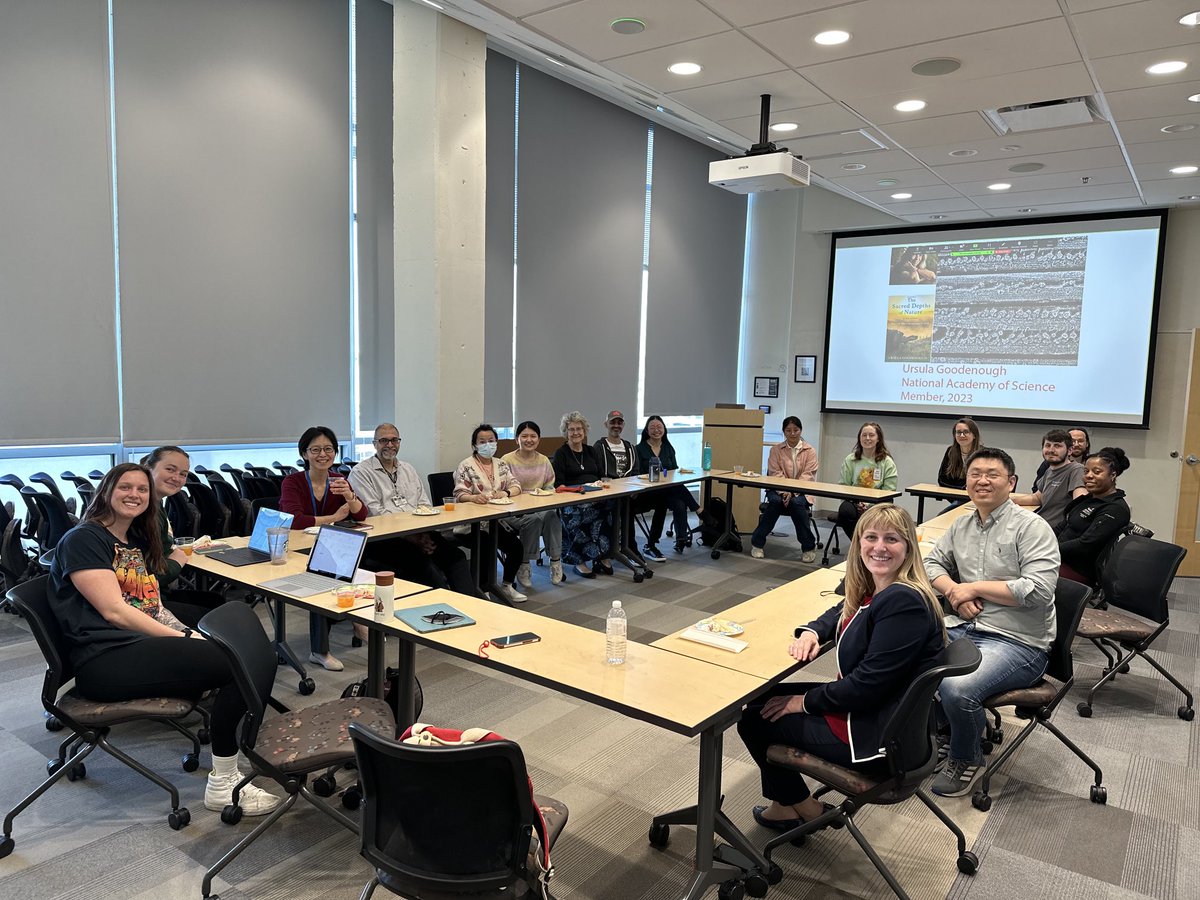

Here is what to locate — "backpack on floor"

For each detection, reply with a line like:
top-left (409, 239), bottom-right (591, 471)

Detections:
top-left (699, 497), bottom-right (742, 553)
top-left (341, 670), bottom-right (423, 723)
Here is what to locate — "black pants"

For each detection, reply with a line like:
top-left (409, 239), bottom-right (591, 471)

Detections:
top-left (75, 637), bottom-right (245, 757)
top-left (366, 534), bottom-right (485, 599)
top-left (836, 499), bottom-right (862, 540)
top-left (638, 485), bottom-right (699, 545)
top-left (484, 521), bottom-right (523, 587)
top-left (737, 683), bottom-right (885, 804)
top-left (163, 590), bottom-right (225, 625)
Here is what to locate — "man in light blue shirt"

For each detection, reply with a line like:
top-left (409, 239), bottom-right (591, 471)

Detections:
top-left (923, 446), bottom-right (1060, 797)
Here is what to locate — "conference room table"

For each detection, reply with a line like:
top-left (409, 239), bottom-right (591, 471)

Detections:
top-left (349, 588), bottom-right (775, 900)
top-left (905, 482), bottom-right (970, 523)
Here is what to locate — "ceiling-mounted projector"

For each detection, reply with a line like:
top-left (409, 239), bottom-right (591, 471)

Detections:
top-left (710, 94), bottom-right (811, 194)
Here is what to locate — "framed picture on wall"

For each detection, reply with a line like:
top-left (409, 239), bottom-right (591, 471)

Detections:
top-left (753, 377), bottom-right (779, 399)
top-left (794, 355), bottom-right (817, 383)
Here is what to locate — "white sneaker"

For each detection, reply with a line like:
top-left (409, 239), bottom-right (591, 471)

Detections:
top-left (516, 563), bottom-right (533, 589)
top-left (499, 583), bottom-right (528, 603)
top-left (550, 560), bottom-right (564, 584)
top-left (205, 772), bottom-right (282, 816)
top-left (801, 550), bottom-right (817, 564)
top-left (308, 651), bottom-right (344, 672)
top-left (750, 547), bottom-right (765, 559)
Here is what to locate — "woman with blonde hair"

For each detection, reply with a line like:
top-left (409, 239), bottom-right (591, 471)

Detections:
top-left (737, 504), bottom-right (945, 831)
top-left (551, 411), bottom-right (614, 578)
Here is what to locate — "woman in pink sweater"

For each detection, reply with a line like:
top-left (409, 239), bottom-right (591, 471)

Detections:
top-left (750, 417), bottom-right (819, 563)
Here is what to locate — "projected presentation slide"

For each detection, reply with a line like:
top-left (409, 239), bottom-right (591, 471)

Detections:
top-left (824, 214), bottom-right (1165, 427)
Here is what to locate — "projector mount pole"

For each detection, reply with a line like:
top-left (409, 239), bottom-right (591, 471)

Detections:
top-left (747, 93), bottom-right (780, 156)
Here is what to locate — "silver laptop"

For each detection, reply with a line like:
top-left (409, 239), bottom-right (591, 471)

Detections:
top-left (259, 525), bottom-right (368, 598)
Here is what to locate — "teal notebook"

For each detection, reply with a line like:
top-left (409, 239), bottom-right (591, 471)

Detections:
top-left (396, 603), bottom-right (476, 633)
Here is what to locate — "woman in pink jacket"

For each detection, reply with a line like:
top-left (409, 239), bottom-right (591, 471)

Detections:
top-left (750, 417), bottom-right (819, 563)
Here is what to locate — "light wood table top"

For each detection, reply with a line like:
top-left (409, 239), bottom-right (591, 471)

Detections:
top-left (351, 588), bottom-right (768, 736)
top-left (906, 482), bottom-right (970, 500)
top-left (711, 472), bottom-right (901, 503)
top-left (920, 501), bottom-right (977, 537)
top-left (652, 566), bottom-right (844, 680)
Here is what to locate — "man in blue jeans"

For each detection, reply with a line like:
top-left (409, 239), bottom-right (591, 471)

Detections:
top-left (923, 447), bottom-right (1060, 797)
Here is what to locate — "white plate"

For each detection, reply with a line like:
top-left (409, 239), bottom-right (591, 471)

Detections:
top-left (693, 617), bottom-right (745, 637)
top-left (488, 497), bottom-right (514, 506)
top-left (412, 507), bottom-right (441, 516)
top-left (738, 472), bottom-right (760, 478)
top-left (528, 489), bottom-right (554, 496)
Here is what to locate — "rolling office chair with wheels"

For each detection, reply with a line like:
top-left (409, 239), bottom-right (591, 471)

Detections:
top-left (29, 472), bottom-right (75, 515)
top-left (219, 463), bottom-right (249, 496)
top-left (210, 479), bottom-right (251, 536)
top-left (0, 577), bottom-right (209, 858)
top-left (1074, 535), bottom-right (1192, 721)
top-left (18, 488), bottom-right (76, 553)
top-left (0, 474), bottom-right (41, 542)
top-left (349, 722), bottom-right (568, 900)
top-left (972, 577), bottom-right (1106, 811)
top-left (760, 638), bottom-right (983, 900)
top-left (195, 601), bottom-right (395, 900)
top-left (186, 480), bottom-right (229, 538)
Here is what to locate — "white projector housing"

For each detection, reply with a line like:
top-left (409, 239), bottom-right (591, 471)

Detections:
top-left (709, 151), bottom-right (811, 194)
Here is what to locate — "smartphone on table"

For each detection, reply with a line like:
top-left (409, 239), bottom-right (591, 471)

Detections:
top-left (491, 632), bottom-right (541, 649)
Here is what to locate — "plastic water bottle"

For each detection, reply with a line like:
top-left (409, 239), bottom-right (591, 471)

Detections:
top-left (702, 442), bottom-right (713, 472)
top-left (606, 600), bottom-right (627, 665)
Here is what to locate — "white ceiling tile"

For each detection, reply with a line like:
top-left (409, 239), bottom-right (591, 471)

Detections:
top-left (897, 209), bottom-right (996, 223)
top-left (967, 182), bottom-right (1140, 206)
top-left (931, 145), bottom-right (1128, 183)
top-left (780, 130), bottom-right (887, 158)
top-left (910, 123), bottom-right (1120, 168)
top-left (697, 0), bottom-right (854, 28)
top-left (987, 198), bottom-right (1149, 215)
top-left (719, 102), bottom-right (865, 142)
top-left (1124, 135), bottom-right (1200, 165)
top-left (807, 148), bottom-right (926, 177)
top-left (669, 71), bottom-right (830, 121)
top-left (831, 168), bottom-right (950, 192)
top-left (1062, 0), bottom-right (1142, 12)
top-left (1089, 41), bottom-right (1200, 93)
top-left (797, 20), bottom-right (1082, 101)
top-left (746, 0), bottom-right (1062, 69)
top-left (1139, 175), bottom-right (1200, 203)
top-left (1104, 79), bottom-right (1200, 122)
top-left (1071, 0), bottom-right (1200, 60)
top-left (857, 183), bottom-right (969, 204)
top-left (954, 166), bottom-right (1136, 195)
top-left (479, 0), bottom-right (571, 17)
top-left (523, 0), bottom-right (731, 62)
top-left (602, 31), bottom-right (788, 92)
top-left (875, 112), bottom-right (1002, 150)
top-left (1113, 113), bottom-right (1200, 145)
top-left (869, 197), bottom-right (984, 216)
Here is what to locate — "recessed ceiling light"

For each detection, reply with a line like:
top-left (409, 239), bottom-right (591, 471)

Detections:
top-left (1180, 194), bottom-right (1200, 200)
top-left (611, 17), bottom-right (646, 35)
top-left (877, 179), bottom-right (899, 186)
top-left (1017, 207), bottom-right (1037, 213)
top-left (667, 62), bottom-right (702, 75)
top-left (1190, 93), bottom-right (1200, 103)
top-left (1147, 60), bottom-right (1188, 75)
top-left (1162, 123), bottom-right (1198, 133)
top-left (1001, 144), bottom-right (1022, 152)
top-left (814, 30), bottom-right (851, 45)
top-left (1170, 165), bottom-right (1199, 174)
top-left (891, 192), bottom-right (913, 200)
top-left (770, 122), bottom-right (799, 132)
top-left (948, 148), bottom-right (978, 158)
top-left (988, 183), bottom-right (1012, 191)
top-left (911, 57), bottom-right (961, 77)
top-left (1009, 162), bottom-right (1045, 173)
top-left (894, 99), bottom-right (927, 113)
top-left (930, 215), bottom-right (947, 220)
top-left (842, 163), bottom-right (867, 171)
top-left (1180, 11), bottom-right (1200, 25)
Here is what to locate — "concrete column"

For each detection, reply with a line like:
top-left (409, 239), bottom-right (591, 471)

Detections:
top-left (392, 6), bottom-right (487, 477)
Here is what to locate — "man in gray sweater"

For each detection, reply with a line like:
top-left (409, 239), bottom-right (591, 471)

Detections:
top-left (924, 447), bottom-right (1060, 797)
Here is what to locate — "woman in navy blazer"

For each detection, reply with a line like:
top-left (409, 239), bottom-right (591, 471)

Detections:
top-left (737, 504), bottom-right (946, 830)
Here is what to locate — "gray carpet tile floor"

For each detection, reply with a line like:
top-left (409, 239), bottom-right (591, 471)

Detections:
top-left (1, 521), bottom-right (1198, 899)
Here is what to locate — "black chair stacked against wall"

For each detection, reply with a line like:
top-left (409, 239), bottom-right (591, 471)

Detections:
top-left (761, 637), bottom-right (983, 900)
top-left (1, 577), bottom-right (210, 858)
top-left (349, 722), bottom-right (569, 900)
top-left (195, 601), bottom-right (395, 900)
top-left (60, 470), bottom-right (96, 513)
top-left (18, 487), bottom-right (76, 555)
top-left (972, 578), bottom-right (1106, 811)
top-left (1074, 535), bottom-right (1192, 721)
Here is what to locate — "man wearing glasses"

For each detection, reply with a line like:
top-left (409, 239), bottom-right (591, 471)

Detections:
top-left (349, 423), bottom-right (483, 598)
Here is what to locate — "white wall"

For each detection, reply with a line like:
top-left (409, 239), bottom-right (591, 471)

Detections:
top-left (741, 194), bottom-right (1200, 538)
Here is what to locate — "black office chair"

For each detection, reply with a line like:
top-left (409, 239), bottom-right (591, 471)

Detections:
top-left (817, 509), bottom-right (842, 565)
top-left (61, 470), bottom-right (96, 514)
top-left (761, 638), bottom-right (983, 900)
top-left (0, 577), bottom-right (208, 858)
top-left (185, 480), bottom-right (229, 538)
top-left (211, 479), bottom-right (251, 536)
top-left (164, 490), bottom-right (199, 538)
top-left (242, 475), bottom-right (282, 501)
top-left (195, 601), bottom-right (395, 900)
top-left (29, 472), bottom-right (75, 516)
top-left (427, 472), bottom-right (455, 507)
top-left (19, 488), bottom-right (76, 553)
top-left (219, 463), bottom-right (249, 496)
top-left (1074, 536), bottom-right (1192, 721)
top-left (0, 519), bottom-right (37, 595)
top-left (972, 578), bottom-right (1106, 811)
top-left (272, 461), bottom-right (298, 476)
top-left (244, 464), bottom-right (275, 479)
top-left (349, 722), bottom-right (568, 900)
top-left (0, 474), bottom-right (40, 541)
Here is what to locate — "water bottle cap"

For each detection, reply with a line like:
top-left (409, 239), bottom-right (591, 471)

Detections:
top-left (612, 600), bottom-right (622, 609)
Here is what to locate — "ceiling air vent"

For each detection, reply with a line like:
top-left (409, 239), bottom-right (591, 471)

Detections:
top-left (981, 96), bottom-right (1107, 135)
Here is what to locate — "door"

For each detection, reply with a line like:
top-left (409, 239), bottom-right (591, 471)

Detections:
top-left (1172, 328), bottom-right (1200, 576)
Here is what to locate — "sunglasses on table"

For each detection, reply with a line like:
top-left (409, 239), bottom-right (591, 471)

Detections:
top-left (422, 611), bottom-right (464, 625)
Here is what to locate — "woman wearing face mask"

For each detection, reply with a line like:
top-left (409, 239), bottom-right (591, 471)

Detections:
top-left (454, 424), bottom-right (526, 603)
top-left (501, 421), bottom-right (564, 589)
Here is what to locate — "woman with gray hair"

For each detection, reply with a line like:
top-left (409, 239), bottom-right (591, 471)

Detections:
top-left (550, 411), bottom-right (613, 578)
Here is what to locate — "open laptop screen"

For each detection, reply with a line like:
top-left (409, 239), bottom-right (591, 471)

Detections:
top-left (249, 508), bottom-right (294, 554)
top-left (307, 525), bottom-right (367, 581)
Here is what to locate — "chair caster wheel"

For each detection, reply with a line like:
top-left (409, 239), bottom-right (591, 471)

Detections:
top-left (312, 774), bottom-right (336, 797)
top-left (632, 572), bottom-right (644, 583)
top-left (1117, 663), bottom-right (1130, 674)
top-left (1180, 706), bottom-right (1195, 722)
top-left (197, 728), bottom-right (211, 745)
top-left (45, 715), bottom-right (63, 732)
top-left (1091, 784), bottom-right (1107, 804)
top-left (221, 804), bottom-right (243, 825)
top-left (718, 880), bottom-right (745, 900)
top-left (744, 872), bottom-right (769, 898)
top-left (765, 863), bottom-right (783, 886)
top-left (168, 807), bottom-right (191, 830)
top-left (67, 763), bottom-right (86, 782)
top-left (711, 550), bottom-right (720, 560)
top-left (298, 678), bottom-right (316, 696)
top-left (1076, 702), bottom-right (1092, 718)
top-left (341, 785), bottom-right (362, 811)
top-left (957, 851), bottom-right (979, 875)
top-left (643, 568), bottom-right (654, 578)
top-left (980, 740), bottom-right (993, 755)
top-left (0, 836), bottom-right (14, 859)
top-left (648, 822), bottom-right (669, 848)
top-left (182, 753), bottom-right (200, 773)
top-left (971, 791), bottom-right (992, 812)
top-left (46, 759), bottom-right (64, 777)
top-left (789, 831), bottom-right (807, 847)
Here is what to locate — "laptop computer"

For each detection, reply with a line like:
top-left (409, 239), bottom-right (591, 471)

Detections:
top-left (259, 525), bottom-right (369, 598)
top-left (207, 508), bottom-right (295, 566)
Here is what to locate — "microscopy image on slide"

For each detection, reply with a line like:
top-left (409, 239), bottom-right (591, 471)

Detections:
top-left (928, 236), bottom-right (1086, 366)
top-left (885, 295), bottom-right (934, 361)
top-left (889, 247), bottom-right (938, 285)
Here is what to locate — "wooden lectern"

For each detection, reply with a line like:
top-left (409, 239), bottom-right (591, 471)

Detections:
top-left (702, 407), bottom-right (765, 532)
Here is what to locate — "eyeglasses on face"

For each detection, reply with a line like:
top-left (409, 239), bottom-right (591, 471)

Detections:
top-left (307, 446), bottom-right (336, 456)
top-left (954, 430), bottom-right (972, 436)
top-left (375, 437), bottom-right (401, 445)
top-left (422, 611), bottom-right (463, 625)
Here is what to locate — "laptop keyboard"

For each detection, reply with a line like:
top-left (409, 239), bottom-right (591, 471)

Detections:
top-left (270, 572), bottom-right (344, 595)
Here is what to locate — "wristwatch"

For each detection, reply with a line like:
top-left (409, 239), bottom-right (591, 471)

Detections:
top-left (181, 627), bottom-right (193, 639)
